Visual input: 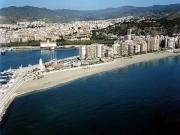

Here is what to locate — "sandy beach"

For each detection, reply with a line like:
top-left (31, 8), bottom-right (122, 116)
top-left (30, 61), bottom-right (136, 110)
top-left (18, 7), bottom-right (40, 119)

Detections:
top-left (16, 52), bottom-right (180, 96)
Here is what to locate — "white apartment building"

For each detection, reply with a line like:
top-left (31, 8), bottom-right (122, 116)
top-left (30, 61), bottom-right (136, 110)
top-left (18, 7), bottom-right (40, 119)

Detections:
top-left (95, 44), bottom-right (104, 58)
top-left (167, 37), bottom-right (176, 49)
top-left (79, 44), bottom-right (104, 60)
top-left (79, 45), bottom-right (86, 59)
top-left (112, 43), bottom-right (121, 56)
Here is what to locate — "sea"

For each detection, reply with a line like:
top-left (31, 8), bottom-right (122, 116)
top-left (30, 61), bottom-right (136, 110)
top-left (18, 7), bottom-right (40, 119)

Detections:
top-left (0, 49), bottom-right (180, 135)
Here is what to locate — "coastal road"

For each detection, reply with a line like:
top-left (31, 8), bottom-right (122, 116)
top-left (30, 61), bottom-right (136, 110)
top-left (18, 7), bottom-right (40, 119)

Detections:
top-left (0, 73), bottom-right (24, 114)
top-left (0, 65), bottom-right (39, 115)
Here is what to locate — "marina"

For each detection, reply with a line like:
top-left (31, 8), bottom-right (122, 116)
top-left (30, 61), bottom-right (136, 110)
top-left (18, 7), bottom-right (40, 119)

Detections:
top-left (0, 48), bottom-right (79, 122)
top-left (0, 69), bottom-right (17, 94)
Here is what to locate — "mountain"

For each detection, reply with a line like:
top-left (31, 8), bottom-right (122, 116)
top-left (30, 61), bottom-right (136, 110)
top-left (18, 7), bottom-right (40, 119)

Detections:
top-left (0, 4), bottom-right (180, 23)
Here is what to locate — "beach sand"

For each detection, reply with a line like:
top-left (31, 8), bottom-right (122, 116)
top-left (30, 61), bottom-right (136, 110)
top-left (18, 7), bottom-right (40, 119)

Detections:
top-left (16, 52), bottom-right (180, 96)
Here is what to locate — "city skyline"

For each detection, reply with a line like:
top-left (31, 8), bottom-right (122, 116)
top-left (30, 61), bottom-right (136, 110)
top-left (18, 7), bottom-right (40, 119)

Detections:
top-left (0, 0), bottom-right (180, 10)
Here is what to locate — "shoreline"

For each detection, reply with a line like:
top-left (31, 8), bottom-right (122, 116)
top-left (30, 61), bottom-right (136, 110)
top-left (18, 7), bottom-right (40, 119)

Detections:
top-left (0, 51), bottom-right (180, 124)
top-left (1, 45), bottom-right (79, 51)
top-left (16, 51), bottom-right (180, 96)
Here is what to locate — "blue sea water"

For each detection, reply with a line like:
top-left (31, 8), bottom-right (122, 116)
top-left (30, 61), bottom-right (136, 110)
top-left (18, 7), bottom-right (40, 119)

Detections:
top-left (0, 48), bottom-right (79, 72)
top-left (0, 55), bottom-right (180, 135)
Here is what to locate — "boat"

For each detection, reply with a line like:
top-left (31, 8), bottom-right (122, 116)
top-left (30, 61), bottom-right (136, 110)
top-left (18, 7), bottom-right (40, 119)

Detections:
top-left (7, 47), bottom-right (14, 51)
top-left (0, 49), bottom-right (6, 55)
top-left (0, 79), bottom-right (7, 82)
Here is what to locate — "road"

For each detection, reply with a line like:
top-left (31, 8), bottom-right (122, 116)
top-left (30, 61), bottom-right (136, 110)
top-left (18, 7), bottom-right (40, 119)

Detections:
top-left (0, 65), bottom-right (38, 118)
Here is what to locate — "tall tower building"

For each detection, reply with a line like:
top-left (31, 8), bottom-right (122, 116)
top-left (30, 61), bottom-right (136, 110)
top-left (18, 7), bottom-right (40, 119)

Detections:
top-left (96, 44), bottom-right (104, 58)
top-left (127, 29), bottom-right (132, 41)
top-left (79, 45), bottom-right (86, 59)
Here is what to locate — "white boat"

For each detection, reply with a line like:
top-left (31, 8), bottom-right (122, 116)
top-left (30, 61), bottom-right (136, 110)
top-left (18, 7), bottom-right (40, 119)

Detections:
top-left (7, 47), bottom-right (14, 51)
top-left (1, 84), bottom-right (9, 88)
top-left (0, 79), bottom-right (7, 82)
top-left (0, 49), bottom-right (6, 55)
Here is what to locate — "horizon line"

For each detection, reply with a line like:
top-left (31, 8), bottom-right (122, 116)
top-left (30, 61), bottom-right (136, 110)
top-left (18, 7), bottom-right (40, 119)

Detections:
top-left (0, 3), bottom-right (180, 11)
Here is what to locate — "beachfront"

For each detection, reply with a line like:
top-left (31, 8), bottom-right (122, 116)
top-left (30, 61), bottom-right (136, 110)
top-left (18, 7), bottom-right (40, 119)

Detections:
top-left (0, 50), bottom-right (180, 123)
top-left (17, 51), bottom-right (180, 96)
top-left (1, 29), bottom-right (180, 123)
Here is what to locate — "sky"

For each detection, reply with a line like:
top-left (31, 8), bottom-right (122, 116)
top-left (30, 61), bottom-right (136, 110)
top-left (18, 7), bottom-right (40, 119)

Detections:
top-left (0, 0), bottom-right (180, 10)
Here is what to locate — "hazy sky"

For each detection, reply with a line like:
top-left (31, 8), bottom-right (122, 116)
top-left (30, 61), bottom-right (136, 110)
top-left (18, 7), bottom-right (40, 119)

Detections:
top-left (0, 0), bottom-right (180, 10)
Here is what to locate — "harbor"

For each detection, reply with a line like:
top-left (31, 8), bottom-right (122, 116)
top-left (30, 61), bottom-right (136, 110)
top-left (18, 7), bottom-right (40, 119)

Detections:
top-left (0, 48), bottom-right (79, 122)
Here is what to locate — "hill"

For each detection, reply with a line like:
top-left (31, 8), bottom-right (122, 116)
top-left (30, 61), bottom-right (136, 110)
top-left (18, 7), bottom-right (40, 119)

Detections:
top-left (0, 4), bottom-right (180, 23)
top-left (91, 16), bottom-right (180, 39)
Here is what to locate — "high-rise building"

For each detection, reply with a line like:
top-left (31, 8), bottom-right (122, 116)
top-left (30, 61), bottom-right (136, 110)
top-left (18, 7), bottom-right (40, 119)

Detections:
top-left (86, 45), bottom-right (97, 59)
top-left (128, 44), bottom-right (134, 55)
top-left (154, 35), bottom-right (160, 51)
top-left (79, 45), bottom-right (86, 59)
top-left (96, 44), bottom-right (104, 58)
top-left (134, 44), bottom-right (141, 54)
top-left (146, 36), bottom-right (159, 52)
top-left (126, 29), bottom-right (132, 41)
top-left (79, 44), bottom-right (104, 60)
top-left (165, 36), bottom-right (168, 48)
top-left (104, 46), bottom-right (113, 57)
top-left (167, 37), bottom-right (176, 49)
top-left (121, 42), bottom-right (129, 56)
top-left (133, 36), bottom-right (147, 53)
top-left (112, 43), bottom-right (121, 56)
top-left (175, 37), bottom-right (180, 48)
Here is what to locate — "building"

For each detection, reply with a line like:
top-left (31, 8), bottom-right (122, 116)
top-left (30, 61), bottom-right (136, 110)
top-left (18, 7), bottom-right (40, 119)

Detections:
top-left (125, 29), bottom-right (132, 41)
top-left (167, 37), bottom-right (176, 49)
top-left (79, 44), bottom-right (104, 60)
top-left (134, 44), bottom-right (141, 54)
top-left (175, 37), bottom-right (180, 48)
top-left (86, 45), bottom-right (97, 60)
top-left (121, 42), bottom-right (129, 56)
top-left (104, 46), bottom-right (114, 57)
top-left (96, 44), bottom-right (104, 58)
top-left (112, 43), bottom-right (121, 56)
top-left (133, 36), bottom-right (147, 53)
top-left (128, 43), bottom-right (134, 55)
top-left (154, 35), bottom-right (160, 51)
top-left (79, 45), bottom-right (86, 59)
top-left (40, 40), bottom-right (56, 50)
top-left (146, 36), bottom-right (159, 52)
